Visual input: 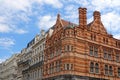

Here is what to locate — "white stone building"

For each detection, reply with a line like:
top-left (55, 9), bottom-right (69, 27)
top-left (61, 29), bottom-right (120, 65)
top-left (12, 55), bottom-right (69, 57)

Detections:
top-left (0, 54), bottom-right (18, 80)
top-left (17, 47), bottom-right (32, 80)
top-left (17, 30), bottom-right (46, 80)
top-left (0, 63), bottom-right (3, 80)
top-left (29, 30), bottom-right (45, 80)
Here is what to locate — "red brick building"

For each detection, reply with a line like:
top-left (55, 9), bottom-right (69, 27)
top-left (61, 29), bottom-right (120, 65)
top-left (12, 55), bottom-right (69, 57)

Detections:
top-left (43, 7), bottom-right (120, 80)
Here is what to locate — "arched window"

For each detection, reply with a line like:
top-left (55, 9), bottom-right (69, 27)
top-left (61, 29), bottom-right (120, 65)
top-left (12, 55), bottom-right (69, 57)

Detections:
top-left (90, 62), bottom-right (94, 73)
top-left (105, 65), bottom-right (108, 75)
top-left (95, 63), bottom-right (99, 73)
top-left (109, 66), bottom-right (113, 76)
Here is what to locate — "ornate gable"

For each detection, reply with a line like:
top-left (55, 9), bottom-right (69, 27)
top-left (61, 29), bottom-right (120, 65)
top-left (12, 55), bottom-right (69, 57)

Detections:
top-left (88, 11), bottom-right (107, 34)
top-left (53, 14), bottom-right (76, 34)
top-left (53, 14), bottom-right (63, 34)
top-left (88, 21), bottom-right (107, 34)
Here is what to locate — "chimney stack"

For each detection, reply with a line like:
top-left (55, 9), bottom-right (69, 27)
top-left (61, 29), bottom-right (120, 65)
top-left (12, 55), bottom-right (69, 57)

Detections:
top-left (93, 11), bottom-right (101, 21)
top-left (78, 7), bottom-right (87, 28)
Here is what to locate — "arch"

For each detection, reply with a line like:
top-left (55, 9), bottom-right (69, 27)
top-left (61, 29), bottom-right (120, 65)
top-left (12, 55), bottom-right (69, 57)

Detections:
top-left (90, 62), bottom-right (94, 72)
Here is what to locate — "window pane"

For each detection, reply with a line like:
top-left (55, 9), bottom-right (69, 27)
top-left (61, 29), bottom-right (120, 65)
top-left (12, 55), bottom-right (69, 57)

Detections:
top-left (105, 65), bottom-right (108, 75)
top-left (104, 52), bottom-right (107, 59)
top-left (90, 62), bottom-right (94, 73)
top-left (95, 63), bottom-right (99, 73)
top-left (116, 53), bottom-right (119, 62)
top-left (109, 66), bottom-right (113, 76)
top-left (118, 68), bottom-right (120, 76)
top-left (108, 54), bottom-right (112, 60)
top-left (67, 64), bottom-right (69, 70)
top-left (94, 47), bottom-right (98, 57)
top-left (90, 46), bottom-right (93, 56)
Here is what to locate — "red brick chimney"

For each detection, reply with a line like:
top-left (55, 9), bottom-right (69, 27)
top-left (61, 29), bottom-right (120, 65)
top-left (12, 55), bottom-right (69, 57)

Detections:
top-left (93, 11), bottom-right (101, 21)
top-left (78, 7), bottom-right (87, 28)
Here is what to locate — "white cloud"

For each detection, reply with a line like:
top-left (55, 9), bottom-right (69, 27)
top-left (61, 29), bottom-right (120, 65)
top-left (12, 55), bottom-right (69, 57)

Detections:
top-left (36, 0), bottom-right (63, 8)
top-left (91, 0), bottom-right (120, 10)
top-left (16, 13), bottom-right (31, 23)
top-left (74, 0), bottom-right (90, 7)
top-left (0, 24), bottom-right (12, 33)
top-left (0, 0), bottom-right (31, 34)
top-left (38, 15), bottom-right (56, 29)
top-left (87, 11), bottom-right (120, 38)
top-left (0, 24), bottom-right (28, 34)
top-left (63, 5), bottom-right (78, 23)
top-left (0, 56), bottom-right (9, 63)
top-left (0, 0), bottom-right (31, 12)
top-left (72, 0), bottom-right (120, 11)
top-left (0, 58), bottom-right (6, 63)
top-left (69, 0), bottom-right (120, 38)
top-left (0, 15), bottom-right (28, 34)
top-left (0, 16), bottom-right (6, 23)
top-left (0, 16), bottom-right (12, 33)
top-left (101, 11), bottom-right (120, 34)
top-left (0, 0), bottom-right (63, 34)
top-left (0, 37), bottom-right (15, 49)
top-left (114, 34), bottom-right (120, 39)
top-left (15, 29), bottom-right (28, 34)
top-left (90, 0), bottom-right (112, 11)
top-left (0, 58), bottom-right (7, 63)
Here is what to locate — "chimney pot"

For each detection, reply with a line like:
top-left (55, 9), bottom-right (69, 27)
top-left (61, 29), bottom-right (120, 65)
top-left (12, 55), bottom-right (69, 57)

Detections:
top-left (57, 13), bottom-right (60, 20)
top-left (93, 11), bottom-right (101, 20)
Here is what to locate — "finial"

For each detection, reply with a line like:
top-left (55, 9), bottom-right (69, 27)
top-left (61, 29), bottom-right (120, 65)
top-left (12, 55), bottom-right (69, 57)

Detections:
top-left (57, 13), bottom-right (60, 19)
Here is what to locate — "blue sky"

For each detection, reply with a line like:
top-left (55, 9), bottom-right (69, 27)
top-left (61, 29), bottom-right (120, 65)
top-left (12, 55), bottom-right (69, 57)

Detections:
top-left (0, 0), bottom-right (120, 63)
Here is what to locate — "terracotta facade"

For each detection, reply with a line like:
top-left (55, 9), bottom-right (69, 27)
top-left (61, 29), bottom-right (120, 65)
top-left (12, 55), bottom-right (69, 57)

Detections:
top-left (43, 7), bottom-right (120, 80)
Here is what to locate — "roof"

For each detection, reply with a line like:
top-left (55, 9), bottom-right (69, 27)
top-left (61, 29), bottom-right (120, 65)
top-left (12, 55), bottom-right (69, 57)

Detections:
top-left (61, 19), bottom-right (77, 27)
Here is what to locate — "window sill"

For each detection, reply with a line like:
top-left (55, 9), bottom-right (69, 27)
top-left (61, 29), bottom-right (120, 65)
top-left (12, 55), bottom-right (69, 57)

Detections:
top-left (90, 72), bottom-right (100, 74)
